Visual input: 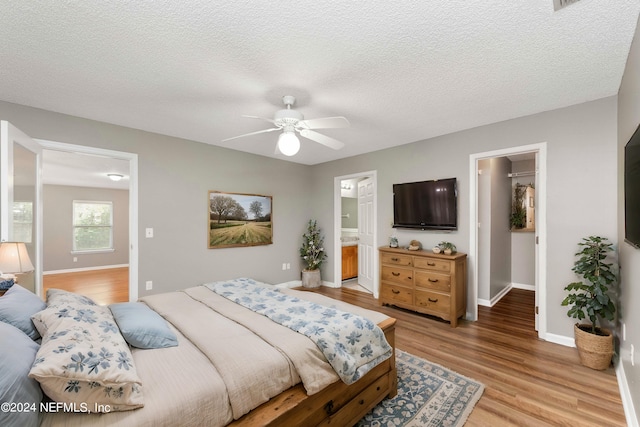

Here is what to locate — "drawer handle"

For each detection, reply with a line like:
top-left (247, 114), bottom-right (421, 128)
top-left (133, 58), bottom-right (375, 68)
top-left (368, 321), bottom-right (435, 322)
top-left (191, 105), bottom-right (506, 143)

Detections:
top-left (392, 272), bottom-right (400, 277)
top-left (391, 257), bottom-right (399, 261)
top-left (428, 278), bottom-right (438, 283)
top-left (391, 289), bottom-right (400, 294)
top-left (427, 262), bottom-right (436, 266)
top-left (428, 298), bottom-right (439, 303)
top-left (359, 399), bottom-right (365, 405)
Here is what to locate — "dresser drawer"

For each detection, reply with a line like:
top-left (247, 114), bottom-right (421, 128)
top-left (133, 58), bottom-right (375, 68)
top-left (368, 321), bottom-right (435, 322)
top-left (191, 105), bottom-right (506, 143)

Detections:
top-left (381, 252), bottom-right (412, 267)
top-left (414, 290), bottom-right (450, 314)
top-left (413, 257), bottom-right (451, 273)
top-left (381, 284), bottom-right (413, 304)
top-left (381, 266), bottom-right (413, 286)
top-left (414, 271), bottom-right (451, 292)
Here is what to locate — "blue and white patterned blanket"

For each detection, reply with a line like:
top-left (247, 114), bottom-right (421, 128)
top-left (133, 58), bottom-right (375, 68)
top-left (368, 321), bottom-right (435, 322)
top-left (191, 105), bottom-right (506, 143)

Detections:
top-left (205, 278), bottom-right (392, 385)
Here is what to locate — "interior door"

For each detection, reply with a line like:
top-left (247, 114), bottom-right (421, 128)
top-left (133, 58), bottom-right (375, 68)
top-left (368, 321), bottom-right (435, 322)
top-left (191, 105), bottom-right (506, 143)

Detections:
top-left (534, 151), bottom-right (540, 331)
top-left (357, 177), bottom-right (375, 293)
top-left (0, 121), bottom-right (43, 294)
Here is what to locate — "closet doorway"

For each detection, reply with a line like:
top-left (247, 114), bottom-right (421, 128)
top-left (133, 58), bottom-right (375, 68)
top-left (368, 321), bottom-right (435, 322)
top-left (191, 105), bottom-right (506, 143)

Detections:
top-left (469, 143), bottom-right (547, 340)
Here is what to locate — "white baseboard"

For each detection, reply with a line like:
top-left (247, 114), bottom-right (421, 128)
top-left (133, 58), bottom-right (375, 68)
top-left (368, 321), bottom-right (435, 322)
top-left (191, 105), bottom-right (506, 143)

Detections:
top-left (617, 361), bottom-right (639, 427)
top-left (478, 284), bottom-right (513, 307)
top-left (43, 264), bottom-right (129, 275)
top-left (544, 332), bottom-right (575, 348)
top-left (512, 282), bottom-right (535, 291)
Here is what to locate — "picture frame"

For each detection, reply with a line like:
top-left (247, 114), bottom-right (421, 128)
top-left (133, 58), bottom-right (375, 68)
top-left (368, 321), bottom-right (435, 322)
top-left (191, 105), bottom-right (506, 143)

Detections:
top-left (208, 191), bottom-right (273, 249)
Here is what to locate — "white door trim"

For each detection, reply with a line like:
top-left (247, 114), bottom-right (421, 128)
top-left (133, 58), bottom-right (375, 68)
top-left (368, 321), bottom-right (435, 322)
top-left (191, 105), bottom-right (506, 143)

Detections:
top-left (35, 139), bottom-right (139, 302)
top-left (334, 170), bottom-right (378, 297)
top-left (469, 142), bottom-right (547, 340)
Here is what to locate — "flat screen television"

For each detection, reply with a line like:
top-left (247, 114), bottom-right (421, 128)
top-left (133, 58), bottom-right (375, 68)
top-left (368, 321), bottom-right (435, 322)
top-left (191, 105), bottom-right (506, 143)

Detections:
top-left (393, 178), bottom-right (457, 230)
top-left (625, 123), bottom-right (640, 249)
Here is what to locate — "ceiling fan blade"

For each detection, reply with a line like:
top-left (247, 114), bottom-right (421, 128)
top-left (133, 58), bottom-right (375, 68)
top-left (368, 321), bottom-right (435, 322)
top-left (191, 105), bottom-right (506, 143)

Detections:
top-left (297, 116), bottom-right (350, 130)
top-left (242, 115), bottom-right (277, 124)
top-left (299, 129), bottom-right (345, 150)
top-left (222, 127), bottom-right (279, 142)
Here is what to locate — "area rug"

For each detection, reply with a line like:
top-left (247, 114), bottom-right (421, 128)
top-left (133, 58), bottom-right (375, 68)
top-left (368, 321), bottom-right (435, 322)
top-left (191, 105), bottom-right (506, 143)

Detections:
top-left (356, 350), bottom-right (484, 427)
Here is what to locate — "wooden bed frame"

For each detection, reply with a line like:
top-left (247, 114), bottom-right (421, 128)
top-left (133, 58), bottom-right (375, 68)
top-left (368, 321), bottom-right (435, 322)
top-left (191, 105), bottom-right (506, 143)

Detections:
top-left (232, 317), bottom-right (397, 426)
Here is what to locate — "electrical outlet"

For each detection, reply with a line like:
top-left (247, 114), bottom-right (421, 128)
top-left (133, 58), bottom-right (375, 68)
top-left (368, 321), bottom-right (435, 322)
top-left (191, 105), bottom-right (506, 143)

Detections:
top-left (145, 280), bottom-right (153, 290)
top-left (73, 257), bottom-right (77, 263)
top-left (282, 263), bottom-right (286, 271)
top-left (286, 263), bottom-right (291, 270)
top-left (145, 228), bottom-right (154, 238)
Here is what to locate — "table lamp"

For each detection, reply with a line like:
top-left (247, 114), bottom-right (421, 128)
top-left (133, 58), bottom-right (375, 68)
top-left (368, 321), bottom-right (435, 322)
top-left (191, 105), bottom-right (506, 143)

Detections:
top-left (0, 242), bottom-right (35, 282)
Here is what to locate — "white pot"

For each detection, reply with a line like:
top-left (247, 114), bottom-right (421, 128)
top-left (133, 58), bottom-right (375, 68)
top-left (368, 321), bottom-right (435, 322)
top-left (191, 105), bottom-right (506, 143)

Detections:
top-left (301, 269), bottom-right (322, 288)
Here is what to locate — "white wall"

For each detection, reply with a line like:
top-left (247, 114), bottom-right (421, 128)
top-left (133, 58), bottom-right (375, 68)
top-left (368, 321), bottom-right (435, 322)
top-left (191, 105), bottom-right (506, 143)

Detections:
top-left (617, 13), bottom-right (640, 424)
top-left (489, 157), bottom-right (512, 299)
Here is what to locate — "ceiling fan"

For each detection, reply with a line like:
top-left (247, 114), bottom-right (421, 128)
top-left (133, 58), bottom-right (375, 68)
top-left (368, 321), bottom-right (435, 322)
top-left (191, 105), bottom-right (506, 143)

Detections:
top-left (222, 95), bottom-right (350, 156)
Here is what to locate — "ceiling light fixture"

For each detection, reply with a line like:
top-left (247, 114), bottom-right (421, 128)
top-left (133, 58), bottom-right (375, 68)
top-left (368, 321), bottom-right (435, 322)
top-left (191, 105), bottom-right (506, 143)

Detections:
top-left (277, 131), bottom-right (300, 156)
top-left (107, 173), bottom-right (124, 181)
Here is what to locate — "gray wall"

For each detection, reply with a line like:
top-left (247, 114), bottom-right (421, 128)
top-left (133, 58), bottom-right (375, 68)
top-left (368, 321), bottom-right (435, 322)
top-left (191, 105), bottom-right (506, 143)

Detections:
top-left (617, 13), bottom-right (640, 423)
top-left (43, 185), bottom-right (129, 271)
top-left (0, 86), bottom-right (619, 343)
top-left (0, 100), bottom-right (313, 297)
top-left (310, 95), bottom-right (618, 341)
top-left (511, 159), bottom-right (536, 287)
top-left (489, 157), bottom-right (512, 299)
top-left (341, 197), bottom-right (358, 228)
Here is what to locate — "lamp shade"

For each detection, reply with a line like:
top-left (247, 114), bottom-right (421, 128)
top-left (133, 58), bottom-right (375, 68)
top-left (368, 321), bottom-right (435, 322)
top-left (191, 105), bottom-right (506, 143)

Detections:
top-left (277, 132), bottom-right (300, 156)
top-left (0, 242), bottom-right (34, 274)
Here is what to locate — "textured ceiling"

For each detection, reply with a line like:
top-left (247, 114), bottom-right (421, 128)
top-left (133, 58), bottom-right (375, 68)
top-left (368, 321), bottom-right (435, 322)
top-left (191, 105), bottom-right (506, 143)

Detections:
top-left (1, 1), bottom-right (639, 166)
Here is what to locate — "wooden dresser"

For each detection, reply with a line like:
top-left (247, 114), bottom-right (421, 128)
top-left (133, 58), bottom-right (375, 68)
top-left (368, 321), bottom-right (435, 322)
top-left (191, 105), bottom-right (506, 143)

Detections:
top-left (379, 246), bottom-right (467, 327)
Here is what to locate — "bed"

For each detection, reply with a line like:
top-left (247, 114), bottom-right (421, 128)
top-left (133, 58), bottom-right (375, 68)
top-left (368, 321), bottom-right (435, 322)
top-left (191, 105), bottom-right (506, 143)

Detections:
top-left (0, 278), bottom-right (397, 427)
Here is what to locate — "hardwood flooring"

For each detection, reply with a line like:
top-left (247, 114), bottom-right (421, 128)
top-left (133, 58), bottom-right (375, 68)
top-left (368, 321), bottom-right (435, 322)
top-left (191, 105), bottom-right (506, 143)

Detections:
top-left (39, 270), bottom-right (626, 426)
top-left (42, 267), bottom-right (129, 305)
top-left (314, 287), bottom-right (626, 427)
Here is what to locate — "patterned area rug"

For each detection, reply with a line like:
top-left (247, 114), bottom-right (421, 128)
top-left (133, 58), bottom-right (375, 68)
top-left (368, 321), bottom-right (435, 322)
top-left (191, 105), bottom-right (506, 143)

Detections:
top-left (356, 350), bottom-right (484, 427)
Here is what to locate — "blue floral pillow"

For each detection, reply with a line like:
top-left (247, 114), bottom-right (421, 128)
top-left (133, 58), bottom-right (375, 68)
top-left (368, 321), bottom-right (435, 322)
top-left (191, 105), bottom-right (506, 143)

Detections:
top-left (29, 290), bottom-right (143, 412)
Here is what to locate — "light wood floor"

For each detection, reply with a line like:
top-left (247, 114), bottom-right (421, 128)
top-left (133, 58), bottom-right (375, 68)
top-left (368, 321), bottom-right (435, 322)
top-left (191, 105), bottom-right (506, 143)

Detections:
top-left (42, 267), bottom-right (129, 305)
top-left (40, 271), bottom-right (626, 426)
top-left (314, 287), bottom-right (626, 427)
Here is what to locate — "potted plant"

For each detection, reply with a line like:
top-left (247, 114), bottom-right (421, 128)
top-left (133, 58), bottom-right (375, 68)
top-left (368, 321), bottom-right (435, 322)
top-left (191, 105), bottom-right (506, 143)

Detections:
top-left (561, 236), bottom-right (617, 370)
top-left (438, 241), bottom-right (457, 255)
top-left (300, 220), bottom-right (327, 288)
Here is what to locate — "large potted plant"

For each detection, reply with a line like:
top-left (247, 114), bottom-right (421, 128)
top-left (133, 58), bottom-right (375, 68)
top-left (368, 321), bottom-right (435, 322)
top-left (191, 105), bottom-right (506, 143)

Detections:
top-left (561, 236), bottom-right (617, 370)
top-left (300, 220), bottom-right (327, 288)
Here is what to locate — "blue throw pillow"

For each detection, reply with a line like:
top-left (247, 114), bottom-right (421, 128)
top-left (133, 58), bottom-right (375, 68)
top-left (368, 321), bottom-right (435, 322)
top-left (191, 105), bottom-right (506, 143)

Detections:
top-left (0, 284), bottom-right (46, 340)
top-left (109, 302), bottom-right (178, 349)
top-left (0, 322), bottom-right (42, 427)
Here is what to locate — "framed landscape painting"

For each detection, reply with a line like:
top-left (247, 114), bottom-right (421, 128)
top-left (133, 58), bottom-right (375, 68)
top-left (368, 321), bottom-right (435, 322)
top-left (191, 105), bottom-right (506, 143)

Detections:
top-left (208, 191), bottom-right (273, 248)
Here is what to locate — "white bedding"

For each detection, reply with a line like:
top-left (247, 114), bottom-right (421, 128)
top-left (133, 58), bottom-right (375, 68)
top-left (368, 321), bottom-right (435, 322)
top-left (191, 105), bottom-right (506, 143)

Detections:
top-left (40, 284), bottom-right (390, 427)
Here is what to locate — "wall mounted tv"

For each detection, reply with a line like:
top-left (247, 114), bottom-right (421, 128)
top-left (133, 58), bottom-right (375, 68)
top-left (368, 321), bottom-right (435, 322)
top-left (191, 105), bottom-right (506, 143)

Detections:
top-left (625, 123), bottom-right (640, 249)
top-left (393, 178), bottom-right (457, 230)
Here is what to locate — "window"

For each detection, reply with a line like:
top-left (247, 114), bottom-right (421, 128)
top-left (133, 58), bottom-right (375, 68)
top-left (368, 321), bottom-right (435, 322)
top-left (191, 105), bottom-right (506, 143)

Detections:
top-left (13, 201), bottom-right (33, 243)
top-left (73, 201), bottom-right (113, 252)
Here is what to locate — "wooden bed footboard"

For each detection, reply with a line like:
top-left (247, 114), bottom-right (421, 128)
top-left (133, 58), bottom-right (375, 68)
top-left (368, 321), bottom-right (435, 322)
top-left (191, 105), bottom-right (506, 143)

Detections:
top-left (231, 317), bottom-right (397, 427)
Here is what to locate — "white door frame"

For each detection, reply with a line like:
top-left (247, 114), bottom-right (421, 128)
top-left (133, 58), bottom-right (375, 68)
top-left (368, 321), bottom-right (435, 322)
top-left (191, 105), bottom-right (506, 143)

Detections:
top-left (333, 170), bottom-right (378, 297)
top-left (469, 142), bottom-right (547, 340)
top-left (36, 139), bottom-right (139, 302)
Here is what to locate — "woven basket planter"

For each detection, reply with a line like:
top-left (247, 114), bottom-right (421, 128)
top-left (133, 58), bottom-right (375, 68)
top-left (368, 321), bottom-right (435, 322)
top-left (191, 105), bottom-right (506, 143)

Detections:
top-left (574, 323), bottom-right (614, 370)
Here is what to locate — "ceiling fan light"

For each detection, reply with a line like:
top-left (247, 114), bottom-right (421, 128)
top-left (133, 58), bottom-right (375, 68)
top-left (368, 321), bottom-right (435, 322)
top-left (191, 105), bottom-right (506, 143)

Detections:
top-left (277, 132), bottom-right (300, 156)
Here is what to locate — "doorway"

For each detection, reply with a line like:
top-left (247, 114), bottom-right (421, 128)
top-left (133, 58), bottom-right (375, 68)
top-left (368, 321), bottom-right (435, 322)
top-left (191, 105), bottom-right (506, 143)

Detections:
top-left (37, 139), bottom-right (139, 302)
top-left (469, 143), bottom-right (547, 340)
top-left (333, 171), bottom-right (378, 297)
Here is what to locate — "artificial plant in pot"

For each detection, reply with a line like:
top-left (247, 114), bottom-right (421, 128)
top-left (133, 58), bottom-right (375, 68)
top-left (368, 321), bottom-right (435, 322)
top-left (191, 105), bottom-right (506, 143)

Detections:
top-left (561, 236), bottom-right (617, 370)
top-left (300, 220), bottom-right (327, 288)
